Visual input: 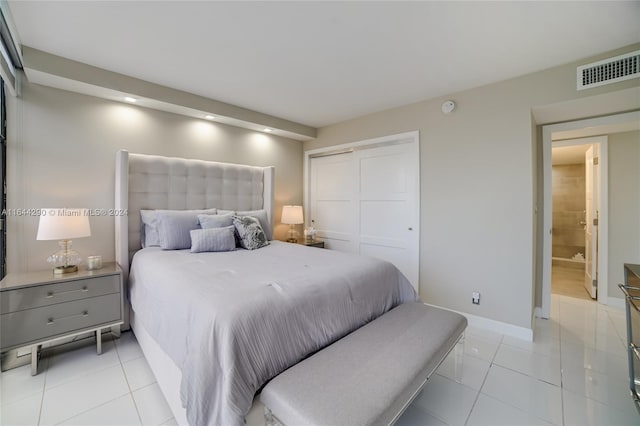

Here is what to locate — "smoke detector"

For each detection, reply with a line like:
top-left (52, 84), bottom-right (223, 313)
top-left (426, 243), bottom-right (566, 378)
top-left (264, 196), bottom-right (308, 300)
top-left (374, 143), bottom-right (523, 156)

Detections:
top-left (441, 100), bottom-right (456, 114)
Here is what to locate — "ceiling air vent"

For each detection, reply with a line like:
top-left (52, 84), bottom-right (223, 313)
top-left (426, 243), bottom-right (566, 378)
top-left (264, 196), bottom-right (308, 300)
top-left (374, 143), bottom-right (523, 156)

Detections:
top-left (577, 50), bottom-right (640, 90)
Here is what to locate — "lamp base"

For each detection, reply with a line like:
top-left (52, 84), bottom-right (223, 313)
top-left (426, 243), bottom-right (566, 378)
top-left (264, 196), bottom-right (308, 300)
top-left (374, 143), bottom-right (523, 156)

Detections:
top-left (53, 265), bottom-right (78, 275)
top-left (286, 237), bottom-right (298, 243)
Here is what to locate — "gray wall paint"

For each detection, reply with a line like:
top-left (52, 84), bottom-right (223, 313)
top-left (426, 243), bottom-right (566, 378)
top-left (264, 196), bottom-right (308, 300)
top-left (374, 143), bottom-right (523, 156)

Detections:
top-left (7, 83), bottom-right (303, 273)
top-left (608, 131), bottom-right (640, 298)
top-left (304, 44), bottom-right (640, 330)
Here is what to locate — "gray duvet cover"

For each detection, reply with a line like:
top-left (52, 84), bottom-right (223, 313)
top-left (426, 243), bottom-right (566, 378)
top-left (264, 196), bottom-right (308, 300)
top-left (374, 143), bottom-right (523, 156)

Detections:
top-left (129, 241), bottom-right (418, 426)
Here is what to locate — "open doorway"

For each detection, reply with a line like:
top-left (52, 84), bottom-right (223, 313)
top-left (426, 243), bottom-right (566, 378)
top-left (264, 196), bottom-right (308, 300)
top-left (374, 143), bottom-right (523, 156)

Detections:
top-left (551, 137), bottom-right (606, 302)
top-left (541, 110), bottom-right (640, 319)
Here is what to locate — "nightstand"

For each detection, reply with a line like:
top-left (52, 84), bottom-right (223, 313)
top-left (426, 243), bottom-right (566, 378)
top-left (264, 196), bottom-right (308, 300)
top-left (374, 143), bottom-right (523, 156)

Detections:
top-left (299, 239), bottom-right (324, 248)
top-left (0, 262), bottom-right (123, 375)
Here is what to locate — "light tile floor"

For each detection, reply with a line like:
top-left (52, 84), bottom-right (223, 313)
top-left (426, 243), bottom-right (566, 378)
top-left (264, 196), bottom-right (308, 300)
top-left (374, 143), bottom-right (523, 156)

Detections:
top-left (1, 295), bottom-right (639, 425)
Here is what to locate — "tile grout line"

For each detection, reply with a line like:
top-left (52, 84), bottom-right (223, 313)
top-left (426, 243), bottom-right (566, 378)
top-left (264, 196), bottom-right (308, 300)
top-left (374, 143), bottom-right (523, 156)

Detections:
top-left (37, 350), bottom-right (50, 426)
top-left (116, 333), bottom-right (172, 425)
top-left (114, 334), bottom-right (145, 426)
top-left (38, 337), bottom-right (121, 393)
top-left (463, 332), bottom-right (504, 425)
top-left (558, 302), bottom-right (566, 426)
top-left (471, 328), bottom-right (563, 425)
top-left (421, 336), bottom-right (488, 426)
top-left (51, 393), bottom-right (131, 426)
top-left (47, 336), bottom-right (131, 425)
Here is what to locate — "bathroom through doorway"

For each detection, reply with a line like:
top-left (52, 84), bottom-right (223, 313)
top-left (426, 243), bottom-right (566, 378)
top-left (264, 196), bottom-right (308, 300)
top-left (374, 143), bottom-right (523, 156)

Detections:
top-left (551, 136), bottom-right (606, 301)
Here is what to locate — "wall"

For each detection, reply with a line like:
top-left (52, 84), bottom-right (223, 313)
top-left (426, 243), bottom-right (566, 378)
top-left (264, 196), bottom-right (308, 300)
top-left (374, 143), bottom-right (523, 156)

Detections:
top-left (304, 43), bottom-right (640, 330)
top-left (551, 164), bottom-right (586, 259)
top-left (608, 130), bottom-right (640, 298)
top-left (7, 82), bottom-right (303, 273)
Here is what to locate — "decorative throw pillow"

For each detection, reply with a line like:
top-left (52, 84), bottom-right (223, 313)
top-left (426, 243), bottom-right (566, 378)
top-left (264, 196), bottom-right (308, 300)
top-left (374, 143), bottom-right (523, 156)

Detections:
top-left (198, 213), bottom-right (234, 229)
top-left (236, 209), bottom-right (272, 240)
top-left (190, 226), bottom-right (236, 253)
top-left (155, 209), bottom-right (217, 250)
top-left (232, 215), bottom-right (269, 250)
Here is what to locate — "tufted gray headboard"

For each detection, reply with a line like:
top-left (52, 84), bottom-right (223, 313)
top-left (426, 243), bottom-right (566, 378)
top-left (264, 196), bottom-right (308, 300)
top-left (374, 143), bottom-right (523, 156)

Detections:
top-left (114, 150), bottom-right (274, 326)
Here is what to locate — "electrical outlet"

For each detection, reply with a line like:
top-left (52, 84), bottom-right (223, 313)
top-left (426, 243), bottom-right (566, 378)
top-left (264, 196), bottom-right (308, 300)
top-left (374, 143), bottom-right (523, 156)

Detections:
top-left (472, 292), bottom-right (480, 305)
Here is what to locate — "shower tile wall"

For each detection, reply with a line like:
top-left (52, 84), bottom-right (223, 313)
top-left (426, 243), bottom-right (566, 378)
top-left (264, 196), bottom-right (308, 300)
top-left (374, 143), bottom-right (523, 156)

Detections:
top-left (552, 164), bottom-right (586, 259)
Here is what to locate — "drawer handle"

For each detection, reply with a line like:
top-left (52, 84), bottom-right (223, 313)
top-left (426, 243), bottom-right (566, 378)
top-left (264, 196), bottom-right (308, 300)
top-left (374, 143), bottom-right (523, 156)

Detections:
top-left (47, 310), bottom-right (89, 325)
top-left (45, 286), bottom-right (89, 299)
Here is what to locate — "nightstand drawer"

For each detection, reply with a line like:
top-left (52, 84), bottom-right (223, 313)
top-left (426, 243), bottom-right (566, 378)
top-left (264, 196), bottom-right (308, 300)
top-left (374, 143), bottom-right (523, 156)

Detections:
top-left (1, 275), bottom-right (119, 314)
top-left (0, 293), bottom-right (122, 349)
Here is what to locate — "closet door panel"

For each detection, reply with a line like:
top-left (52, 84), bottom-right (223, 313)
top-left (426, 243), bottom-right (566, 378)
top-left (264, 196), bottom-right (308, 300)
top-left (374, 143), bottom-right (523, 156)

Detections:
top-left (355, 144), bottom-right (418, 289)
top-left (308, 139), bottom-right (419, 292)
top-left (309, 153), bottom-right (355, 253)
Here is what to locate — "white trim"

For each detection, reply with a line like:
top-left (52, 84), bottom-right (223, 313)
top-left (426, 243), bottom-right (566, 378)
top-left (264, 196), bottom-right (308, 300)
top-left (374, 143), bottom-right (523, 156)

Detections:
top-left (115, 150), bottom-right (129, 328)
top-left (425, 303), bottom-right (533, 342)
top-left (534, 306), bottom-right (543, 319)
top-left (598, 140), bottom-right (609, 307)
top-left (304, 131), bottom-right (419, 157)
top-left (541, 112), bottom-right (636, 318)
top-left (606, 297), bottom-right (626, 310)
top-left (541, 126), bottom-right (552, 319)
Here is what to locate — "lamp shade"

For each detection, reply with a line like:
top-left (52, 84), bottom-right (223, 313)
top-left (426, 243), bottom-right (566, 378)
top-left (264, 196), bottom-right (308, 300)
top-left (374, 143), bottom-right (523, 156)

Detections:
top-left (36, 209), bottom-right (91, 240)
top-left (281, 205), bottom-right (303, 225)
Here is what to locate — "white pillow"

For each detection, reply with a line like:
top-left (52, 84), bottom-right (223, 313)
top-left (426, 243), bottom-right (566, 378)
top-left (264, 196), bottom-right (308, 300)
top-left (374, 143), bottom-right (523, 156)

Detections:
top-left (190, 226), bottom-right (236, 253)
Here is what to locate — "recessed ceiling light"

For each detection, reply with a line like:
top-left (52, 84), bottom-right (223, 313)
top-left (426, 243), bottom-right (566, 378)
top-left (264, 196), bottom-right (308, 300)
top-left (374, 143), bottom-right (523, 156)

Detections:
top-left (124, 97), bottom-right (137, 103)
top-left (264, 128), bottom-right (273, 132)
top-left (205, 115), bottom-right (215, 120)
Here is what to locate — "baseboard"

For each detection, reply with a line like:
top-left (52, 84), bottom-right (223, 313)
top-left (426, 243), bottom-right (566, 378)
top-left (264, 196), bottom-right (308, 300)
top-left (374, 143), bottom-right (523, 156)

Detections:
top-left (425, 303), bottom-right (533, 342)
top-left (607, 297), bottom-right (626, 310)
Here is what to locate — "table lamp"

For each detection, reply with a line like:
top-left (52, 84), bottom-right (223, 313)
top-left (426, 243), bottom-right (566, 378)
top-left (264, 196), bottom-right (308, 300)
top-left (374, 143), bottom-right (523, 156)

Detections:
top-left (281, 205), bottom-right (303, 243)
top-left (37, 208), bottom-right (91, 274)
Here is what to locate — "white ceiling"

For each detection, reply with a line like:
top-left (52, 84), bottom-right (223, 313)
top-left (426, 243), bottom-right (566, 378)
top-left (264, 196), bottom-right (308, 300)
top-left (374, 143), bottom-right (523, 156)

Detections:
top-left (7, 1), bottom-right (640, 128)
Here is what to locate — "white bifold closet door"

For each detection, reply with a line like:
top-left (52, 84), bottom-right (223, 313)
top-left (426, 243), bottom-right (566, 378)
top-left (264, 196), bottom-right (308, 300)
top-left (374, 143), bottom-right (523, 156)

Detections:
top-left (309, 142), bottom-right (419, 293)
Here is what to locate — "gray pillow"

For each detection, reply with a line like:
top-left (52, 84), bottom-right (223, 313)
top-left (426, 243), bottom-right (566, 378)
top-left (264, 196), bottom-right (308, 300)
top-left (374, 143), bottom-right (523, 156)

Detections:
top-left (233, 215), bottom-right (269, 250)
top-left (190, 226), bottom-right (236, 253)
top-left (155, 209), bottom-right (217, 250)
top-left (141, 208), bottom-right (217, 248)
top-left (236, 209), bottom-right (272, 240)
top-left (198, 213), bottom-right (234, 229)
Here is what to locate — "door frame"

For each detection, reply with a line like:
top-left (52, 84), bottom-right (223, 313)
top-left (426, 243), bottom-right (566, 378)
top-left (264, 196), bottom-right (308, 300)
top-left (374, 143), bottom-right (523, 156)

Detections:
top-left (542, 124), bottom-right (614, 318)
top-left (304, 130), bottom-right (420, 286)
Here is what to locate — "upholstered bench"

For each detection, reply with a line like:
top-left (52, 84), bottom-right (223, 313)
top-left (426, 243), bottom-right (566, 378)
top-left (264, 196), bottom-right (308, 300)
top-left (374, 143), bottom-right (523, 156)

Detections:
top-left (261, 302), bottom-right (467, 426)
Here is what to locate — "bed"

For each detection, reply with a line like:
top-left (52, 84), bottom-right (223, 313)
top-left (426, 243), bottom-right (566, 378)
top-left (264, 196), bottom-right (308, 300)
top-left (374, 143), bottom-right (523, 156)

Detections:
top-left (114, 151), bottom-right (418, 426)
